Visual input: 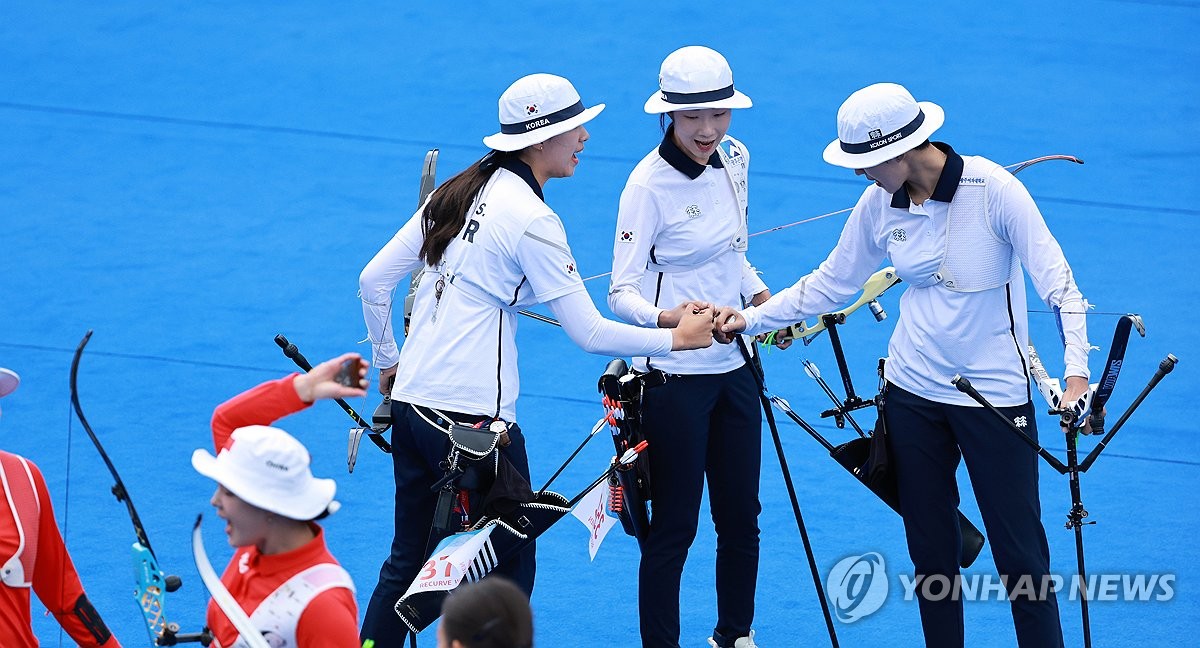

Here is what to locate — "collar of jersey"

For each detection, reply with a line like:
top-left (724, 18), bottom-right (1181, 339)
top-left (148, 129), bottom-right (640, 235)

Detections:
top-left (239, 523), bottom-right (328, 576)
top-left (890, 142), bottom-right (963, 209)
top-left (497, 155), bottom-right (544, 201)
top-left (658, 123), bottom-right (724, 180)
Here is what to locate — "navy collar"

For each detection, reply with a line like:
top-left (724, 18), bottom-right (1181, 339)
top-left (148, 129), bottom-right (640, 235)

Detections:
top-left (498, 155), bottom-right (544, 201)
top-left (889, 142), bottom-right (963, 209)
top-left (658, 124), bottom-right (724, 180)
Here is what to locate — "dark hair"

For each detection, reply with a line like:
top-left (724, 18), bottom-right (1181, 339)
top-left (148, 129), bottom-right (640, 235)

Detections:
top-left (440, 577), bottom-right (533, 648)
top-left (420, 151), bottom-right (510, 267)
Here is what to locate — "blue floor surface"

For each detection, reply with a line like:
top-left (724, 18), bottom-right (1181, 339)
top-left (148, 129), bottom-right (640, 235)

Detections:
top-left (2, 2), bottom-right (1197, 645)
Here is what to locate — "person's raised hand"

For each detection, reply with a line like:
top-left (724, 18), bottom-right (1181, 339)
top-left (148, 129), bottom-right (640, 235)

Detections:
top-left (293, 352), bottom-right (370, 403)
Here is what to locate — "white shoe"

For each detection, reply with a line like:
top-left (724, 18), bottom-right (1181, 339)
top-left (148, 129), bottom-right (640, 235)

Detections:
top-left (707, 629), bottom-right (757, 648)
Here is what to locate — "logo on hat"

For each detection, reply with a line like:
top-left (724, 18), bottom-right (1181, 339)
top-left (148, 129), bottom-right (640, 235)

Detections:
top-left (822, 83), bottom-right (945, 170)
top-left (482, 73), bottom-right (606, 153)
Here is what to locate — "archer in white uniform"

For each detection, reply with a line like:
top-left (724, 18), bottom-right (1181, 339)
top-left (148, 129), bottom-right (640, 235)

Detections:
top-left (719, 83), bottom-right (1090, 648)
top-left (609, 46), bottom-right (768, 648)
top-left (358, 73), bottom-right (714, 648)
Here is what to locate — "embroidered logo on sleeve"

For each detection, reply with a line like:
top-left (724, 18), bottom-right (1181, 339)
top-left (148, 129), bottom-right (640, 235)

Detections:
top-left (565, 262), bottom-right (577, 275)
top-left (618, 230), bottom-right (636, 244)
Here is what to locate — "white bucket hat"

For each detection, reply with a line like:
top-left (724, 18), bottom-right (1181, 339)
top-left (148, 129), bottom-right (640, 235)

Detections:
top-left (644, 46), bottom-right (753, 114)
top-left (0, 368), bottom-right (18, 399)
top-left (482, 74), bottom-right (605, 152)
top-left (822, 83), bottom-right (944, 169)
top-left (0, 368), bottom-right (18, 419)
top-left (192, 425), bottom-right (337, 521)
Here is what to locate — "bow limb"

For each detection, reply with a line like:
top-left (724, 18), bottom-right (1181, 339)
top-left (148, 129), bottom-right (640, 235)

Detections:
top-left (780, 267), bottom-right (902, 344)
top-left (191, 515), bottom-right (271, 648)
top-left (773, 154), bottom-right (1084, 344)
top-left (70, 330), bottom-right (179, 645)
top-left (401, 148), bottom-right (440, 335)
top-left (512, 154), bottom-right (1084, 330)
top-left (747, 154), bottom-right (1084, 240)
top-left (1005, 154), bottom-right (1084, 175)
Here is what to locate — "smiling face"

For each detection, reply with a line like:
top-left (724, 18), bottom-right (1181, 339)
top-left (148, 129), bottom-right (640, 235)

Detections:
top-left (670, 108), bottom-right (732, 165)
top-left (211, 483), bottom-right (273, 550)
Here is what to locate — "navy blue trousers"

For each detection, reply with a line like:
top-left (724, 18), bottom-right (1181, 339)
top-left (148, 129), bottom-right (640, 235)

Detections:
top-left (360, 401), bottom-right (535, 647)
top-left (885, 384), bottom-right (1064, 648)
top-left (638, 364), bottom-right (762, 648)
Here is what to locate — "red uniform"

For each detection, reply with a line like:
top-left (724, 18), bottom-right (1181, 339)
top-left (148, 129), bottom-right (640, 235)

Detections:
top-left (0, 450), bottom-right (120, 648)
top-left (205, 374), bottom-right (359, 648)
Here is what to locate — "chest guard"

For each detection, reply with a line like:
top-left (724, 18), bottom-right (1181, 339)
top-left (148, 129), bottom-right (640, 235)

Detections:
top-left (228, 563), bottom-right (354, 648)
top-left (718, 136), bottom-right (750, 254)
top-left (0, 452), bottom-right (40, 588)
top-left (933, 159), bottom-right (1019, 292)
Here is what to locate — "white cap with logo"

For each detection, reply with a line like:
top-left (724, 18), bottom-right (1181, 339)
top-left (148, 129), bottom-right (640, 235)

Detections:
top-left (822, 82), bottom-right (944, 169)
top-left (644, 45), bottom-right (753, 114)
top-left (482, 73), bottom-right (606, 152)
top-left (192, 425), bottom-right (337, 521)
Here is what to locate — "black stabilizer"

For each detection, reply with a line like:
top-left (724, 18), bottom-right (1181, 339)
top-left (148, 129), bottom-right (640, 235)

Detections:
top-left (736, 338), bottom-right (839, 647)
top-left (1080, 353), bottom-right (1177, 472)
top-left (273, 334), bottom-right (391, 453)
top-left (953, 375), bottom-right (1068, 474)
top-left (274, 334), bottom-right (311, 369)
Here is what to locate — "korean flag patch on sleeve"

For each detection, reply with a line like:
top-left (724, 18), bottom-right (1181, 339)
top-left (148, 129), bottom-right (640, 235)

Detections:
top-left (618, 230), bottom-right (636, 244)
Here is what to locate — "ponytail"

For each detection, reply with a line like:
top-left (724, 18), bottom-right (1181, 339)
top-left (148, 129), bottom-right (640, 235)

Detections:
top-left (420, 151), bottom-right (510, 266)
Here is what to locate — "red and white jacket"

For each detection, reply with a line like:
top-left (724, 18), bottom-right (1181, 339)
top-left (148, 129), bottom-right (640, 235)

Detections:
top-left (205, 375), bottom-right (359, 648)
top-left (1, 450), bottom-right (120, 647)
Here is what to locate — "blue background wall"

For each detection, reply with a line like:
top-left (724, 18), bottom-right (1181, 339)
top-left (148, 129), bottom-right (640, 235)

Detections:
top-left (1, 2), bottom-right (1196, 645)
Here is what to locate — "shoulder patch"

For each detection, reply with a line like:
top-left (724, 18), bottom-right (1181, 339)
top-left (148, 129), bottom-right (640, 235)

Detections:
top-left (960, 176), bottom-right (987, 185)
top-left (618, 230), bottom-right (636, 244)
